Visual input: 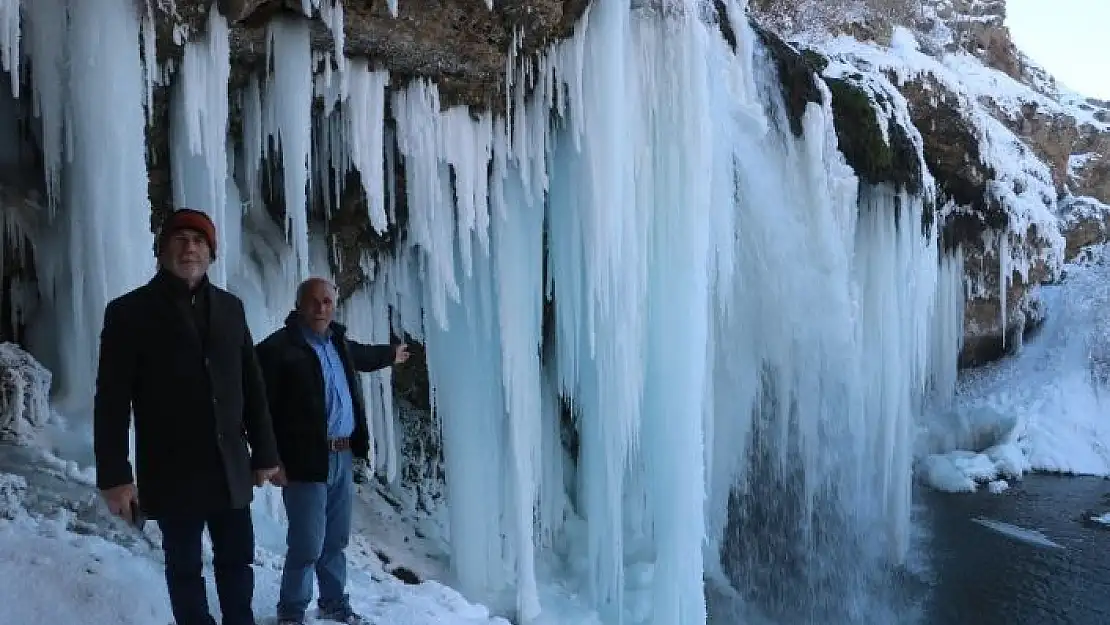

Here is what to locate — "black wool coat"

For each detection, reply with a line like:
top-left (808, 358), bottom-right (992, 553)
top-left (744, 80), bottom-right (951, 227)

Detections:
top-left (93, 271), bottom-right (280, 519)
top-left (255, 313), bottom-right (394, 483)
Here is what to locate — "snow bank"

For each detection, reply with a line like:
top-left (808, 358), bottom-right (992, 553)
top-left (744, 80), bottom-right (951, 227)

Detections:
top-left (0, 342), bottom-right (52, 445)
top-left (917, 444), bottom-right (1027, 493)
top-left (917, 244), bottom-right (1110, 490)
top-left (0, 464), bottom-right (512, 625)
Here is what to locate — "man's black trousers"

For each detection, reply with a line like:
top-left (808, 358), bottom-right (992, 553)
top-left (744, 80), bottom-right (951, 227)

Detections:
top-left (157, 506), bottom-right (256, 625)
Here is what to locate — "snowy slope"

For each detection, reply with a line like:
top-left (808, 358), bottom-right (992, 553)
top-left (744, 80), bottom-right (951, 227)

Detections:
top-left (0, 445), bottom-right (509, 625)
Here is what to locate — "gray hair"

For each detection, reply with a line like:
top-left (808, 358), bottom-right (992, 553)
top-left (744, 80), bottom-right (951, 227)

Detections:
top-left (295, 277), bottom-right (339, 307)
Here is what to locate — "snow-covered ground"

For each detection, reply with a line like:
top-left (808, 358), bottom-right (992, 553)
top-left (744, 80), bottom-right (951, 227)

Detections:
top-left (917, 244), bottom-right (1110, 492)
top-left (0, 444), bottom-right (509, 625)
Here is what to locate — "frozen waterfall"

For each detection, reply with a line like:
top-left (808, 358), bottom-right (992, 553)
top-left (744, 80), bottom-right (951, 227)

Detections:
top-left (0, 0), bottom-right (964, 624)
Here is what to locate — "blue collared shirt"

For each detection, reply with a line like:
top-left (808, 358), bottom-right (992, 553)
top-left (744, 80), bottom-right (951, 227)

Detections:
top-left (299, 324), bottom-right (355, 439)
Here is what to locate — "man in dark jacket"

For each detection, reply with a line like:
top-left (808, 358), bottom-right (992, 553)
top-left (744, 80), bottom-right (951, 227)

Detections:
top-left (256, 277), bottom-right (408, 625)
top-left (94, 208), bottom-right (280, 625)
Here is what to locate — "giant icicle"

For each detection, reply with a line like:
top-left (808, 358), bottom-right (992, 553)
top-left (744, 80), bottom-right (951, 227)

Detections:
top-left (265, 16), bottom-right (314, 283)
top-left (170, 5), bottom-right (235, 286)
top-left (25, 0), bottom-right (155, 412)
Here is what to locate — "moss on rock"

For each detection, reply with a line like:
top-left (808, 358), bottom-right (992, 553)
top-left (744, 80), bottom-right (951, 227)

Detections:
top-left (825, 77), bottom-right (923, 196)
top-left (753, 25), bottom-right (824, 137)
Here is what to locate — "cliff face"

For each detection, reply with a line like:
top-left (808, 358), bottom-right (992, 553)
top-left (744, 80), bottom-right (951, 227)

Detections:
top-left (749, 0), bottom-right (1108, 367)
top-left (0, 0), bottom-right (1094, 375)
top-left (929, 0), bottom-right (1110, 242)
top-left (191, 0), bottom-right (580, 107)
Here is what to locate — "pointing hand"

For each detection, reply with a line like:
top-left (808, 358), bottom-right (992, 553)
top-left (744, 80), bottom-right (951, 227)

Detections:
top-left (393, 343), bottom-right (410, 365)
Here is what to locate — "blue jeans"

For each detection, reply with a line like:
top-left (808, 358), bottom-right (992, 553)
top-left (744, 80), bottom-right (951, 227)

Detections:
top-left (277, 451), bottom-right (354, 621)
top-left (157, 507), bottom-right (256, 625)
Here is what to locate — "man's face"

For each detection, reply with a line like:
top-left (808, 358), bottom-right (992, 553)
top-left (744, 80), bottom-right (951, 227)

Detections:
top-left (298, 280), bottom-right (336, 334)
top-left (162, 229), bottom-right (211, 285)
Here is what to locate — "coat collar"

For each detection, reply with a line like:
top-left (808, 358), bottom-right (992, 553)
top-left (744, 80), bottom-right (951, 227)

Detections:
top-left (150, 268), bottom-right (211, 298)
top-left (283, 310), bottom-right (348, 342)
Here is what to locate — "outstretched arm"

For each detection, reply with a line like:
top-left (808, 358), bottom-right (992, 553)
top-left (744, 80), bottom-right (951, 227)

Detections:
top-left (347, 340), bottom-right (398, 373)
top-left (93, 300), bottom-right (137, 492)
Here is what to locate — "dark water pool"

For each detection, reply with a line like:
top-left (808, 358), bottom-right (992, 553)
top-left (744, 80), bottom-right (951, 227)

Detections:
top-left (709, 475), bottom-right (1110, 625)
top-left (919, 475), bottom-right (1110, 625)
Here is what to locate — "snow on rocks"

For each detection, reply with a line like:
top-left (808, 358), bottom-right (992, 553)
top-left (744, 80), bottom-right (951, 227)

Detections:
top-left (0, 471), bottom-right (27, 519)
top-left (917, 444), bottom-right (1027, 494)
top-left (0, 342), bottom-right (53, 445)
top-left (816, 27), bottom-right (1065, 273)
top-left (1057, 195), bottom-right (1110, 261)
top-left (917, 244), bottom-right (1110, 492)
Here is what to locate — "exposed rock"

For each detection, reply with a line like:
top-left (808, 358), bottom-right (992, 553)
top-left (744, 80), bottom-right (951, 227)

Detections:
top-left (390, 565), bottom-right (422, 585)
top-left (753, 25), bottom-right (825, 137)
top-left (1071, 132), bottom-right (1110, 203)
top-left (1058, 196), bottom-right (1110, 261)
top-left (1004, 104), bottom-right (1081, 194)
top-left (897, 77), bottom-right (1053, 367)
top-left (825, 74), bottom-right (923, 195)
top-left (395, 399), bottom-right (442, 509)
top-left (927, 1), bottom-right (1110, 208)
top-left (899, 78), bottom-right (1001, 246)
top-left (749, 0), bottom-right (922, 47)
top-left (0, 343), bottom-right (52, 446)
top-left (958, 240), bottom-right (1050, 368)
top-left (933, 0), bottom-right (1019, 80)
top-left (170, 0), bottom-right (581, 110)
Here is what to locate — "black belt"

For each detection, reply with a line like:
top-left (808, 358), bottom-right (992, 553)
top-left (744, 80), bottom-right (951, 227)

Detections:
top-left (327, 437), bottom-right (351, 452)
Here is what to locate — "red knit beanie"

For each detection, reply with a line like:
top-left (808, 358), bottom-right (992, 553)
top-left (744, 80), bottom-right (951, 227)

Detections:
top-left (160, 208), bottom-right (217, 260)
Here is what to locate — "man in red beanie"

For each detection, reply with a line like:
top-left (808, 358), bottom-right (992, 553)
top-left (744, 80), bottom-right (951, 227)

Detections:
top-left (94, 207), bottom-right (280, 625)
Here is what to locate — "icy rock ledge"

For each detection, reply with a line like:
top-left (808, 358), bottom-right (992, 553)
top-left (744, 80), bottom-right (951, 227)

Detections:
top-left (0, 343), bottom-right (53, 445)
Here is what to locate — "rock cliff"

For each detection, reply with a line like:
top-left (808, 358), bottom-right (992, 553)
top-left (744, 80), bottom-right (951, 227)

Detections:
top-left (750, 0), bottom-right (1108, 366)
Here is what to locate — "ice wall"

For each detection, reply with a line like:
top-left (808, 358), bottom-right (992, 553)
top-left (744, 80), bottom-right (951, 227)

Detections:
top-left (0, 0), bottom-right (964, 624)
top-left (19, 0), bottom-right (156, 415)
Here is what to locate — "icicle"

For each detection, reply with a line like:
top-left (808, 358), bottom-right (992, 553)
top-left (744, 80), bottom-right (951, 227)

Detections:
top-left (926, 250), bottom-right (964, 405)
top-left (25, 0), bottom-right (67, 215)
top-left (42, 0), bottom-right (155, 411)
top-left (0, 0), bottom-right (20, 98)
top-left (344, 61), bottom-right (389, 232)
top-left (318, 0), bottom-right (348, 99)
top-left (240, 76), bottom-right (266, 216)
top-left (140, 1), bottom-right (157, 126)
top-left (423, 217), bottom-right (513, 611)
top-left (342, 262), bottom-right (400, 482)
top-left (632, 3), bottom-right (714, 622)
top-left (442, 106), bottom-right (493, 275)
top-left (170, 5), bottom-right (233, 285)
top-left (265, 16), bottom-right (314, 282)
top-left (392, 79), bottom-right (459, 328)
top-left (490, 122), bottom-right (544, 622)
top-left (999, 230), bottom-right (1009, 349)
